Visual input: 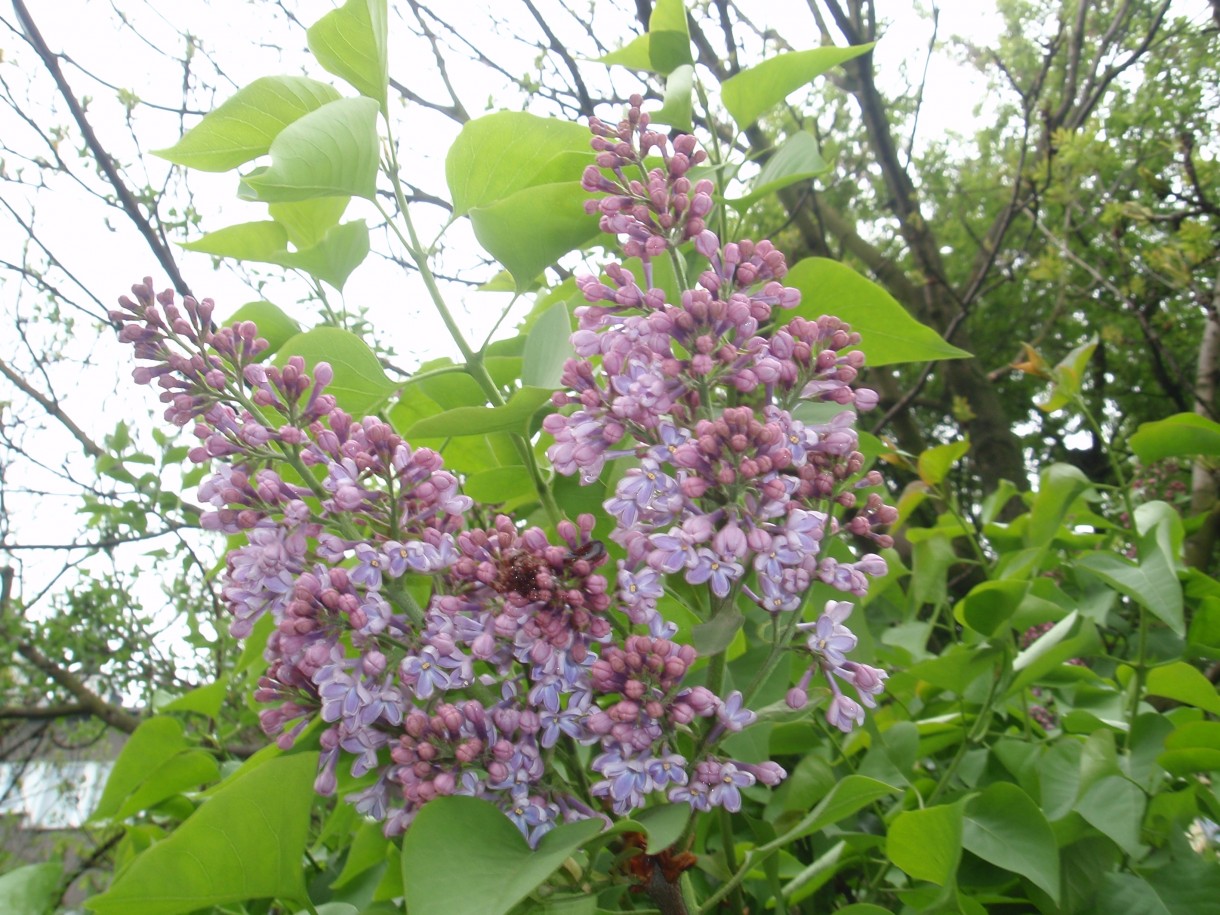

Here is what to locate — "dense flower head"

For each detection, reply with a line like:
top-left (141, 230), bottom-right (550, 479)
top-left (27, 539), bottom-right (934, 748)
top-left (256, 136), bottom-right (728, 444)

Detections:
top-left (546, 112), bottom-right (895, 735)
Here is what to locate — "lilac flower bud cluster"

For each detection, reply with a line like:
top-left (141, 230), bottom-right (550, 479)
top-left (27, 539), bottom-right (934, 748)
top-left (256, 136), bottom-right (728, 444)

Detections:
top-left (115, 275), bottom-right (769, 844)
top-left (547, 122), bottom-right (896, 736)
top-left (583, 94), bottom-right (713, 259)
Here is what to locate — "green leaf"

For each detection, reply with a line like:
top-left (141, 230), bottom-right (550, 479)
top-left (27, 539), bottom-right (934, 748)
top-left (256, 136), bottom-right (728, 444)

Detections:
top-left (240, 97), bottom-right (380, 202)
top-left (1026, 462), bottom-right (1094, 548)
top-left (1074, 775), bottom-right (1145, 857)
top-left (159, 683), bottom-right (226, 722)
top-left (783, 258), bottom-right (971, 367)
top-left (446, 112), bottom-right (591, 216)
top-left (955, 579), bottom-right (1027, 637)
top-left (721, 44), bottom-right (874, 128)
top-left (1009, 611), bottom-right (1099, 695)
top-left (1076, 549), bottom-right (1184, 636)
top-left (1094, 860), bottom-right (1220, 915)
top-left (918, 439), bottom-right (970, 486)
top-left (282, 220), bottom-right (370, 290)
top-left (1145, 662), bottom-right (1220, 715)
top-left (462, 466), bottom-right (535, 504)
top-left (0, 862), bottom-right (62, 915)
top-left (650, 64), bottom-right (693, 131)
top-left (268, 197), bottom-right (350, 249)
top-left (469, 182), bottom-right (601, 288)
top-left (112, 750), bottom-right (221, 820)
top-left (86, 753), bottom-right (318, 915)
top-left (788, 775), bottom-right (898, 841)
top-left (276, 326), bottom-right (397, 416)
top-left (401, 796), bottom-right (603, 915)
top-left (886, 800), bottom-right (964, 886)
top-left (184, 220), bottom-right (370, 290)
top-left (406, 386), bottom-right (553, 439)
top-left (634, 803), bottom-right (691, 853)
top-left (1159, 720), bottom-right (1220, 775)
top-left (521, 300), bottom-right (573, 389)
top-left (153, 76), bottom-right (340, 172)
top-left (644, 0), bottom-right (693, 73)
top-left (1036, 336), bottom-right (1097, 413)
top-left (307, 0), bottom-right (388, 110)
top-left (962, 783), bottom-right (1060, 902)
top-left (92, 717), bottom-right (189, 820)
top-left (331, 821), bottom-right (390, 889)
top-left (224, 301), bottom-right (301, 356)
top-left (726, 132), bottom-right (830, 210)
top-left (596, 33), bottom-right (654, 70)
top-left (595, 0), bottom-right (691, 74)
top-left (1131, 412), bottom-right (1220, 462)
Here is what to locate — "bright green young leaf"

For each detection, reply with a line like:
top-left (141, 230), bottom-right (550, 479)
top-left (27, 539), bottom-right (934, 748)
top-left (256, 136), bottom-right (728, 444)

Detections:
top-left (721, 44), bottom-right (874, 129)
top-left (962, 783), bottom-right (1060, 903)
top-left (1145, 662), bottom-right (1220, 715)
top-left (886, 801), bottom-right (964, 886)
top-left (1130, 412), bottom-right (1220, 463)
top-left (469, 181), bottom-right (601, 288)
top-left (276, 326), bottom-right (398, 416)
top-left (1036, 336), bottom-right (1097, 413)
top-left (92, 717), bottom-right (189, 820)
top-left (153, 76), bottom-right (340, 172)
top-left (1076, 549), bottom-right (1184, 636)
top-left (651, 64), bottom-right (694, 131)
top-left (955, 579), bottom-right (1027, 637)
top-left (224, 302), bottom-right (301, 357)
top-left (405, 386), bottom-right (553, 439)
top-left (834, 907), bottom-right (893, 915)
top-left (86, 753), bottom-right (318, 915)
top-left (446, 112), bottom-right (591, 216)
top-left (918, 439), bottom-right (970, 486)
top-left (240, 97), bottom-right (380, 202)
top-left (726, 132), bottom-right (830, 210)
top-left (401, 796), bottom-right (603, 915)
top-left (307, 0), bottom-right (388, 110)
top-left (0, 862), bottom-right (62, 915)
top-left (783, 258), bottom-right (971, 366)
top-left (521, 300), bottom-right (573, 389)
top-left (269, 197), bottom-right (350, 249)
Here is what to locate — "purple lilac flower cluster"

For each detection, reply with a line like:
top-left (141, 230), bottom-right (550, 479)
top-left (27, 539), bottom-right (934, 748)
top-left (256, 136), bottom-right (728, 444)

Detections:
top-left (112, 275), bottom-right (777, 844)
top-left (546, 95), bottom-right (893, 734)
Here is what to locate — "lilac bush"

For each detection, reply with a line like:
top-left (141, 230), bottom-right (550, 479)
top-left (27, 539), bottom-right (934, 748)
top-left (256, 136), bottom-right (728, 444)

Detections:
top-left (111, 95), bottom-right (892, 849)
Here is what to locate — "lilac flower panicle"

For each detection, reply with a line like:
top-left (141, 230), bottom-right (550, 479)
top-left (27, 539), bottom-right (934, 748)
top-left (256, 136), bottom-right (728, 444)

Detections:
top-left (114, 95), bottom-right (892, 853)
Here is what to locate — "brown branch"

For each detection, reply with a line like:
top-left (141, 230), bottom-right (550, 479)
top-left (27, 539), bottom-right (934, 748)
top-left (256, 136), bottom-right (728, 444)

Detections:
top-left (0, 355), bottom-right (106, 459)
top-left (0, 703), bottom-right (91, 720)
